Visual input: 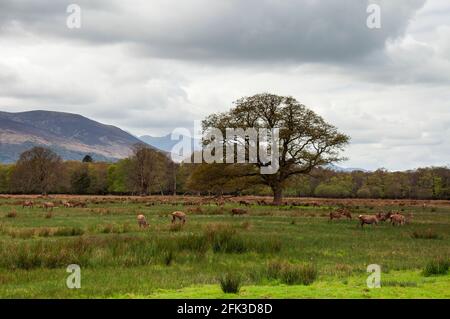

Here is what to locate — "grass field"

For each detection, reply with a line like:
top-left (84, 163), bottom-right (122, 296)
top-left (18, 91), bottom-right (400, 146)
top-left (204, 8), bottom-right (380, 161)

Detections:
top-left (0, 195), bottom-right (449, 299)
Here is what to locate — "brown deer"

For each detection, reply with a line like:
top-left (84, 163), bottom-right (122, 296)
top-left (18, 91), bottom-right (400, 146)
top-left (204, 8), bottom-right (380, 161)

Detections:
top-left (22, 200), bottom-right (34, 208)
top-left (42, 202), bottom-right (55, 211)
top-left (329, 208), bottom-right (352, 221)
top-left (231, 208), bottom-right (247, 216)
top-left (137, 214), bottom-right (149, 228)
top-left (376, 211), bottom-right (392, 222)
top-left (358, 215), bottom-right (379, 227)
top-left (171, 211), bottom-right (186, 224)
top-left (390, 213), bottom-right (406, 226)
top-left (63, 201), bottom-right (73, 208)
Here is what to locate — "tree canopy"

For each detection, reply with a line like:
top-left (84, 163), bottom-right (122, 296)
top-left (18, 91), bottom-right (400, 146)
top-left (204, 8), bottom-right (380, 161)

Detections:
top-left (200, 93), bottom-right (350, 204)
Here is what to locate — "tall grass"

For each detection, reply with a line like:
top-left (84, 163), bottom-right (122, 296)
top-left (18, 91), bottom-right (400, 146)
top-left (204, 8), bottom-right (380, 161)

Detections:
top-left (265, 260), bottom-right (318, 286)
top-left (218, 273), bottom-right (242, 294)
top-left (411, 229), bottom-right (443, 240)
top-left (423, 258), bottom-right (449, 276)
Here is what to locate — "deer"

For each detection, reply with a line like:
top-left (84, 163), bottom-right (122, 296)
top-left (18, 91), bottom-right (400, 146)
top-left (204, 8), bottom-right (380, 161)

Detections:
top-left (171, 211), bottom-right (186, 224)
top-left (137, 214), bottom-right (149, 228)
top-left (22, 200), bottom-right (34, 209)
top-left (358, 215), bottom-right (379, 227)
top-left (62, 201), bottom-right (74, 208)
top-left (231, 208), bottom-right (248, 216)
top-left (376, 211), bottom-right (392, 222)
top-left (329, 208), bottom-right (352, 221)
top-left (390, 213), bottom-right (406, 226)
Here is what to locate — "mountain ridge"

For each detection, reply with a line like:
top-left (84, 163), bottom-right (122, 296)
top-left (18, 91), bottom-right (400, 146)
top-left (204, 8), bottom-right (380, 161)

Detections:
top-left (0, 110), bottom-right (151, 163)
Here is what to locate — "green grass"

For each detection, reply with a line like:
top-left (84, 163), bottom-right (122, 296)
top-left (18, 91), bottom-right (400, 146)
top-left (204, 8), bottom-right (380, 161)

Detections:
top-left (0, 196), bottom-right (449, 298)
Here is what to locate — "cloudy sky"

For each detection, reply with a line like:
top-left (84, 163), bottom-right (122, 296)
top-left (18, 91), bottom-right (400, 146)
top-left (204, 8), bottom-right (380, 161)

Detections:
top-left (0, 0), bottom-right (449, 171)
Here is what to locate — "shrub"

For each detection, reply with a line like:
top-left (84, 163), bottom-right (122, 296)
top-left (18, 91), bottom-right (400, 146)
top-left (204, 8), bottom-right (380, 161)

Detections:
top-left (423, 258), bottom-right (449, 276)
top-left (218, 273), bottom-right (242, 294)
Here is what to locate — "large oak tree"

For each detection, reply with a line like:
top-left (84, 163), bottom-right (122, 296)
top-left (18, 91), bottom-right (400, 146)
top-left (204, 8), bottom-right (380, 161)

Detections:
top-left (201, 93), bottom-right (350, 204)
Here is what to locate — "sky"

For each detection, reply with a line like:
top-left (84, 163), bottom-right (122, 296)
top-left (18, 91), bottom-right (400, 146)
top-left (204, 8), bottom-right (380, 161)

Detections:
top-left (0, 0), bottom-right (449, 171)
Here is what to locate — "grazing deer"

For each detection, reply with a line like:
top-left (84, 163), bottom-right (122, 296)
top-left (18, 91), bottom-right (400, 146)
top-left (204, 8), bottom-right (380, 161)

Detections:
top-left (22, 200), bottom-right (34, 209)
top-left (376, 212), bottom-right (392, 222)
top-left (42, 202), bottom-right (55, 211)
top-left (329, 208), bottom-right (352, 221)
top-left (358, 215), bottom-right (378, 227)
top-left (231, 208), bottom-right (247, 216)
top-left (137, 214), bottom-right (149, 228)
top-left (171, 211), bottom-right (186, 224)
top-left (390, 213), bottom-right (406, 226)
top-left (72, 201), bottom-right (87, 208)
top-left (63, 201), bottom-right (73, 208)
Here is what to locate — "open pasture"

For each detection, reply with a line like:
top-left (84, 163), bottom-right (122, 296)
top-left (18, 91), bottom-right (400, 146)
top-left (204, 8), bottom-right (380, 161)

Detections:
top-left (0, 195), bottom-right (449, 298)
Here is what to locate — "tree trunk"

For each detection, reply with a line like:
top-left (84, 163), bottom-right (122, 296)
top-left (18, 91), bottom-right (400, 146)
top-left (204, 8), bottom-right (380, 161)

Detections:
top-left (272, 185), bottom-right (283, 205)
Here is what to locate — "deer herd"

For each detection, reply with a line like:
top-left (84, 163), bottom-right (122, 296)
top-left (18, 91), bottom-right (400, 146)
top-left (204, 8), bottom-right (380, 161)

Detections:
top-left (19, 198), bottom-right (410, 230)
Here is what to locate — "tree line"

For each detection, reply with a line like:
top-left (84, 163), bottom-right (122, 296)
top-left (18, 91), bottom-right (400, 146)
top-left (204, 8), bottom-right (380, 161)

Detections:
top-left (0, 145), bottom-right (448, 200)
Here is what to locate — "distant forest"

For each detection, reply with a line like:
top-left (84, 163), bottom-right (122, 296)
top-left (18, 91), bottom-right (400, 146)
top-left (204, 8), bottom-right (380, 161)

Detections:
top-left (0, 145), bottom-right (449, 200)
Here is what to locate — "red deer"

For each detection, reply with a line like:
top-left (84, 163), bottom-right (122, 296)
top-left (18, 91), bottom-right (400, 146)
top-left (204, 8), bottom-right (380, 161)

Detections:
top-left (42, 202), bottom-right (55, 211)
top-left (239, 200), bottom-right (250, 206)
top-left (171, 211), bottom-right (186, 224)
top-left (22, 200), bottom-right (34, 208)
top-left (329, 209), bottom-right (352, 221)
top-left (376, 212), bottom-right (392, 222)
top-left (390, 213), bottom-right (406, 226)
top-left (63, 201), bottom-right (73, 208)
top-left (231, 208), bottom-right (247, 216)
top-left (72, 201), bottom-right (87, 208)
top-left (137, 214), bottom-right (149, 228)
top-left (358, 215), bottom-right (378, 227)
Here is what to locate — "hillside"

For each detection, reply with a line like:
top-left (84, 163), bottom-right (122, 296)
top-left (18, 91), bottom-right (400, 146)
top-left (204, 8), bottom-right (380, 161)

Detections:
top-left (0, 110), bottom-right (149, 162)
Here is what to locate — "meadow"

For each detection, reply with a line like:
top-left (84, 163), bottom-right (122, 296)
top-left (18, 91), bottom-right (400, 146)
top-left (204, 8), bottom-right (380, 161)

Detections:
top-left (0, 195), bottom-right (449, 299)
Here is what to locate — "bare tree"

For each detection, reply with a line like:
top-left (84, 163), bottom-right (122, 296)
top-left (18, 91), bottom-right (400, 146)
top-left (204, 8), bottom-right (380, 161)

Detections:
top-left (127, 143), bottom-right (169, 195)
top-left (11, 147), bottom-right (62, 194)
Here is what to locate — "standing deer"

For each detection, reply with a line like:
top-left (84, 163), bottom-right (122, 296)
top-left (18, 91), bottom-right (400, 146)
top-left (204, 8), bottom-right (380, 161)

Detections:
top-left (390, 213), bottom-right (406, 226)
top-left (22, 200), bottom-right (34, 208)
top-left (376, 212), bottom-right (392, 222)
top-left (137, 214), bottom-right (149, 228)
top-left (171, 211), bottom-right (186, 224)
top-left (231, 208), bottom-right (248, 216)
top-left (329, 208), bottom-right (352, 221)
top-left (358, 215), bottom-right (379, 227)
top-left (42, 202), bottom-right (55, 211)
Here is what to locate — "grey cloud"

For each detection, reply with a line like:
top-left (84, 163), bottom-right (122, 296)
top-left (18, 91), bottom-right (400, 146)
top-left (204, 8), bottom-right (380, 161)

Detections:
top-left (0, 0), bottom-right (425, 63)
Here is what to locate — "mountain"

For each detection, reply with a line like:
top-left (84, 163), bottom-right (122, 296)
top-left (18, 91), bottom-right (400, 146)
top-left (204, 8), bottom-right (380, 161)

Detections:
top-left (0, 110), bottom-right (149, 163)
top-left (139, 134), bottom-right (201, 154)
